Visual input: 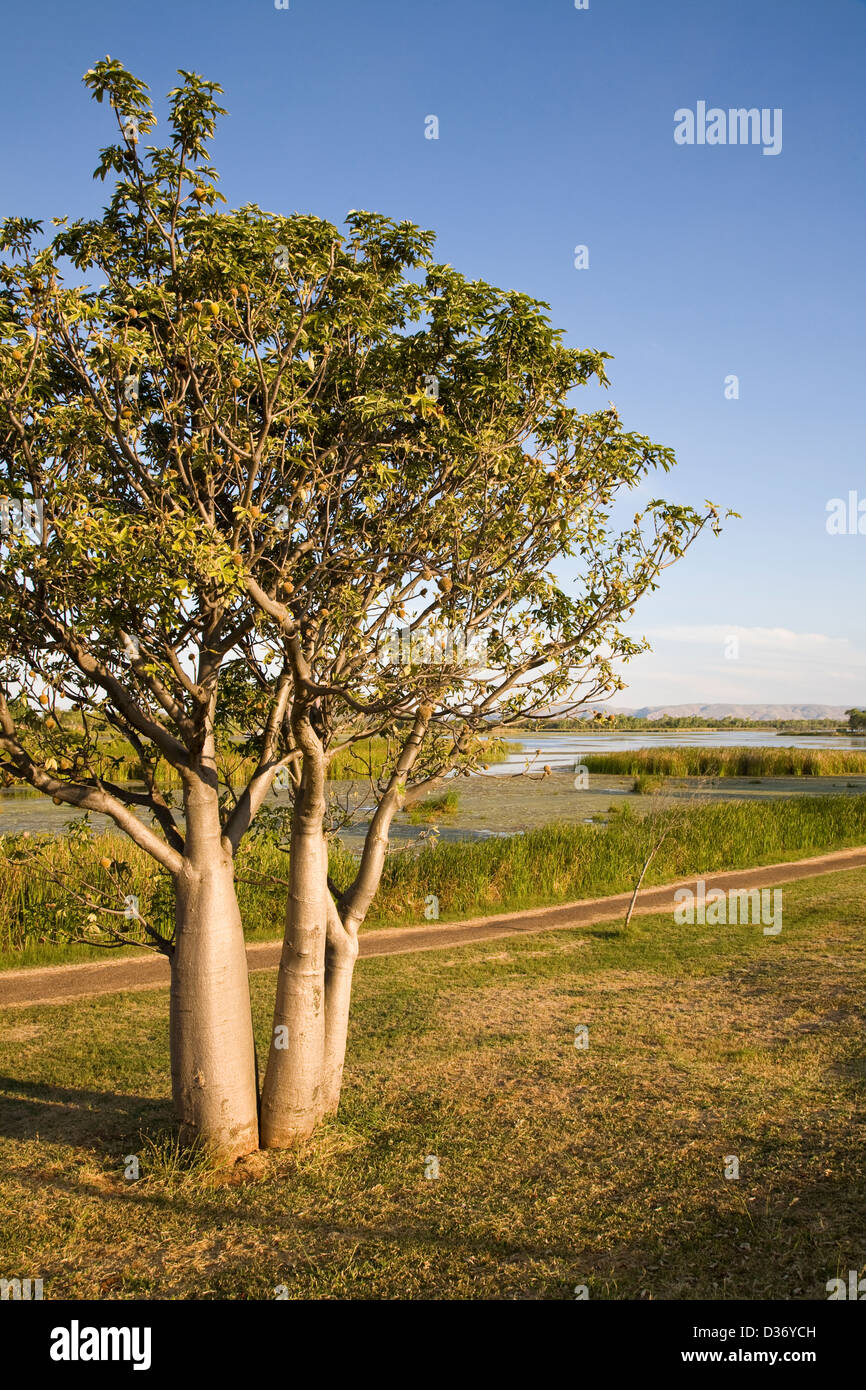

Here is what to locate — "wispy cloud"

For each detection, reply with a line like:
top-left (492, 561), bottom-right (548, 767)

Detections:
top-left (612, 626), bottom-right (866, 705)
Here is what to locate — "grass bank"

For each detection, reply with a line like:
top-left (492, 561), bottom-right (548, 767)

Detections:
top-left (1, 867), bottom-right (863, 1298)
top-left (2, 794), bottom-right (866, 969)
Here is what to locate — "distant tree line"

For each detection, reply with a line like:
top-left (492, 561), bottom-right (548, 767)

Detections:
top-left (505, 714), bottom-right (843, 732)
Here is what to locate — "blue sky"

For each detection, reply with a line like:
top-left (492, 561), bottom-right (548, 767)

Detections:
top-left (2, 0), bottom-right (864, 707)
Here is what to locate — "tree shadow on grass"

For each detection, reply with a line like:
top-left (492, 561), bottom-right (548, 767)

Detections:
top-left (5, 1115), bottom-right (860, 1301)
top-left (0, 1073), bottom-right (171, 1148)
top-left (9, 1156), bottom-right (859, 1301)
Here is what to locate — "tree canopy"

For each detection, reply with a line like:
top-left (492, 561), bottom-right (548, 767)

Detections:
top-left (0, 60), bottom-right (720, 868)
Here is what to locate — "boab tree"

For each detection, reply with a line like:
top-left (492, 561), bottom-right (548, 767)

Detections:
top-left (0, 60), bottom-right (723, 1158)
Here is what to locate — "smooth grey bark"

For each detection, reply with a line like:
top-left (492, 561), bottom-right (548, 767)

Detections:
top-left (259, 813), bottom-right (329, 1145)
top-left (320, 902), bottom-right (359, 1115)
top-left (260, 707), bottom-right (430, 1147)
top-left (169, 779), bottom-right (259, 1159)
top-left (259, 710), bottom-right (330, 1147)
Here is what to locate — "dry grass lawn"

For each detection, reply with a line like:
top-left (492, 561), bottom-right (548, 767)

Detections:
top-left (1, 867), bottom-right (864, 1299)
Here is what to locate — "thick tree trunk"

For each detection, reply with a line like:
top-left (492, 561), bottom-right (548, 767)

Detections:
top-left (169, 786), bottom-right (259, 1160)
top-left (259, 817), bottom-right (329, 1146)
top-left (320, 907), bottom-right (359, 1116)
top-left (258, 701), bottom-right (427, 1147)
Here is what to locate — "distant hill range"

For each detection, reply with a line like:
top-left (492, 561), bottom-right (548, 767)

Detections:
top-left (576, 704), bottom-right (851, 722)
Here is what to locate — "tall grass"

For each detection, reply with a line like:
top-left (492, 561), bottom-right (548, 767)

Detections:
top-left (360, 794), bottom-right (866, 925)
top-left (406, 789), bottom-right (460, 824)
top-left (582, 746), bottom-right (866, 778)
top-left (0, 831), bottom-right (313, 958)
top-left (3, 794), bottom-right (866, 961)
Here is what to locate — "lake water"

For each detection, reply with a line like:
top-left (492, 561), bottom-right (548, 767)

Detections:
top-left (0, 729), bottom-right (861, 836)
top-left (492, 728), bottom-right (865, 773)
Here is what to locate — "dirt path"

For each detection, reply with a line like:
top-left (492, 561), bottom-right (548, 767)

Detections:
top-left (2, 844), bottom-right (865, 1009)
